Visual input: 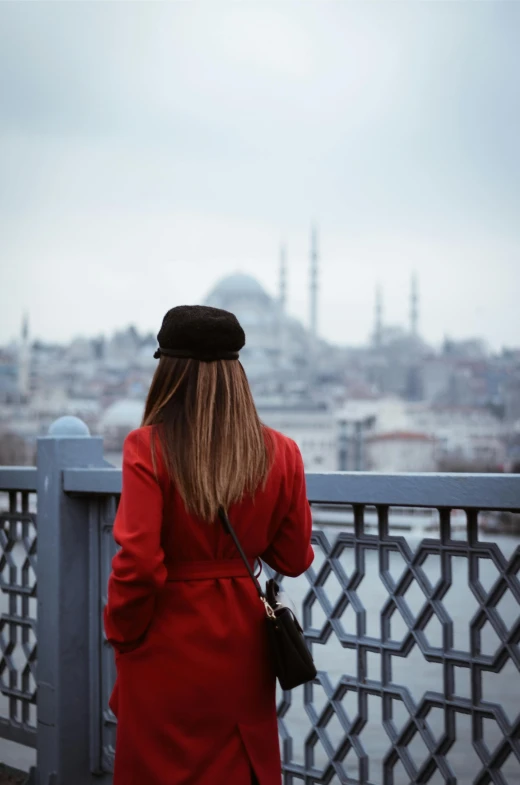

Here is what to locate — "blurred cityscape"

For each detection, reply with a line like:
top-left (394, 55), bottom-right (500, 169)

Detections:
top-left (2, 234), bottom-right (519, 477)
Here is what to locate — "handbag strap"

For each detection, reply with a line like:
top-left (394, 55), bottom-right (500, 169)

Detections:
top-left (217, 507), bottom-right (276, 619)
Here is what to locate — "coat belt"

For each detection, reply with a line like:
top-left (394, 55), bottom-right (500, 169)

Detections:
top-left (166, 558), bottom-right (255, 582)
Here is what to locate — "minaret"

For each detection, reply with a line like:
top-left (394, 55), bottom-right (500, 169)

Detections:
top-left (406, 273), bottom-right (423, 400)
top-left (410, 272), bottom-right (419, 337)
top-left (277, 243), bottom-right (287, 374)
top-left (18, 314), bottom-right (30, 401)
top-left (279, 243), bottom-right (287, 312)
top-left (22, 313), bottom-right (29, 342)
top-left (374, 285), bottom-right (383, 347)
top-left (309, 225), bottom-right (318, 340)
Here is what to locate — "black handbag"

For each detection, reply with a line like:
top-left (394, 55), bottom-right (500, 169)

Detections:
top-left (218, 508), bottom-right (317, 691)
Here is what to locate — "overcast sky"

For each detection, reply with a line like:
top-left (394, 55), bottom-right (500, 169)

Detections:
top-left (1, 1), bottom-right (518, 351)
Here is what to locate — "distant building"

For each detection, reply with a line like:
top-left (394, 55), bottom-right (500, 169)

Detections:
top-left (0, 351), bottom-right (19, 404)
top-left (366, 431), bottom-right (437, 473)
top-left (257, 401), bottom-right (338, 471)
top-left (410, 406), bottom-right (506, 470)
top-left (503, 360), bottom-right (520, 423)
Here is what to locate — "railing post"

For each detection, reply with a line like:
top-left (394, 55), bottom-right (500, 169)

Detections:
top-left (35, 416), bottom-right (105, 785)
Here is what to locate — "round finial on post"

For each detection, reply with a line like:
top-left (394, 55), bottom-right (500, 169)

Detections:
top-left (48, 416), bottom-right (91, 438)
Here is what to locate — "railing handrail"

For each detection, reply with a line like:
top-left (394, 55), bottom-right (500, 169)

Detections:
top-left (0, 466), bottom-right (37, 492)
top-left (63, 467), bottom-right (121, 495)
top-left (306, 471), bottom-right (520, 511)
top-left (59, 467), bottom-right (520, 512)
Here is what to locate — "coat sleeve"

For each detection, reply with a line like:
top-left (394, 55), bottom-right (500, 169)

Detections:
top-left (104, 429), bottom-right (167, 653)
top-left (261, 442), bottom-right (314, 578)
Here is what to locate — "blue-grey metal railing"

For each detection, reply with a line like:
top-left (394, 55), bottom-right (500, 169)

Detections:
top-left (0, 467), bottom-right (37, 752)
top-left (1, 420), bottom-right (519, 785)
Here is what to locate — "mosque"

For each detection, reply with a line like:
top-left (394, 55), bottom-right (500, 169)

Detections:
top-left (203, 229), bottom-right (346, 393)
top-left (202, 230), bottom-right (424, 403)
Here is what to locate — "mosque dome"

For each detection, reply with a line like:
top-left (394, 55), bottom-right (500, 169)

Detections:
top-left (205, 274), bottom-right (270, 304)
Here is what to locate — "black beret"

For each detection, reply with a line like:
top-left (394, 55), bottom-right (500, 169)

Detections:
top-left (154, 305), bottom-right (246, 362)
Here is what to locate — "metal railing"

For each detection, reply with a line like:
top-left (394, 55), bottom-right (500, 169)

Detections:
top-left (0, 418), bottom-right (519, 785)
top-left (0, 468), bottom-right (37, 751)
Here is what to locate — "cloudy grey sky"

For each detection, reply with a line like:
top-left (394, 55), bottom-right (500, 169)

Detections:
top-left (1, 1), bottom-right (518, 350)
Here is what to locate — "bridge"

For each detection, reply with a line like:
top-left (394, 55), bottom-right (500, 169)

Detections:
top-left (0, 417), bottom-right (519, 785)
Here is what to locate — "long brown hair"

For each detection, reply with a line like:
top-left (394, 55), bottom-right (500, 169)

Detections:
top-left (142, 357), bottom-right (272, 521)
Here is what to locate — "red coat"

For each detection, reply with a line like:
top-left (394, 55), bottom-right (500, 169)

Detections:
top-left (104, 426), bottom-right (314, 785)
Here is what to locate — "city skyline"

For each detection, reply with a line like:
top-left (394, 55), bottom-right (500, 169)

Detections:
top-left (1, 266), bottom-right (513, 355)
top-left (1, 2), bottom-right (518, 350)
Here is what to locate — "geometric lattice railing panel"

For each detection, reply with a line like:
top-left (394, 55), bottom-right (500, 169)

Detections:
top-left (2, 445), bottom-right (519, 783)
top-left (273, 505), bottom-right (520, 785)
top-left (0, 489), bottom-right (37, 749)
top-left (96, 497), bottom-right (520, 784)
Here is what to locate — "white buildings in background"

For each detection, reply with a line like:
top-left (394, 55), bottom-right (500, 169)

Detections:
top-left (332, 396), bottom-right (507, 472)
top-left (257, 401), bottom-right (338, 471)
top-left (366, 431), bottom-right (437, 473)
top-left (409, 405), bottom-right (507, 469)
